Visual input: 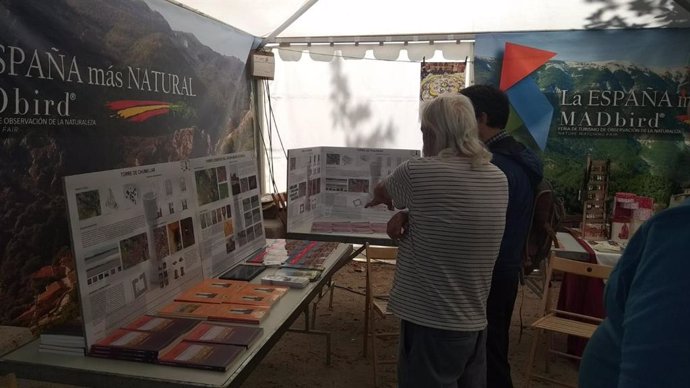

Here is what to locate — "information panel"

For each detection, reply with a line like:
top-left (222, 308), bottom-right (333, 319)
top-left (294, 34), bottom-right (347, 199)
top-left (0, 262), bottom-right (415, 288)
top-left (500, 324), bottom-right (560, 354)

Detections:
top-left (286, 147), bottom-right (420, 240)
top-left (64, 152), bottom-right (264, 348)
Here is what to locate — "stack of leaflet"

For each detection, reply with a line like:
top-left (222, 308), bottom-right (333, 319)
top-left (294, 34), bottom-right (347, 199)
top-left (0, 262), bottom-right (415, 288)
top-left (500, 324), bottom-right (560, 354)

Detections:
top-left (160, 301), bottom-right (270, 325)
top-left (280, 240), bottom-right (339, 271)
top-left (225, 284), bottom-right (288, 306)
top-left (90, 316), bottom-right (198, 362)
top-left (90, 315), bottom-right (263, 371)
top-left (173, 279), bottom-right (247, 304)
top-left (91, 328), bottom-right (183, 362)
top-left (245, 239), bottom-right (292, 266)
top-left (158, 322), bottom-right (263, 371)
top-left (245, 239), bottom-right (339, 269)
top-left (275, 268), bottom-right (322, 281)
top-left (159, 280), bottom-right (288, 325)
top-left (261, 268), bottom-right (322, 289)
top-left (260, 274), bottom-right (309, 288)
top-left (182, 322), bottom-right (263, 348)
top-left (39, 322), bottom-right (86, 356)
top-left (158, 341), bottom-right (244, 371)
top-left (247, 239), bottom-right (332, 288)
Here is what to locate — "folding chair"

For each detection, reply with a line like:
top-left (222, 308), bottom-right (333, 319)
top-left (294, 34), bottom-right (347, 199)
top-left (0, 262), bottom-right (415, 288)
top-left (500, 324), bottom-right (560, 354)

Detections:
top-left (523, 253), bottom-right (612, 388)
top-left (363, 244), bottom-right (399, 387)
top-left (522, 183), bottom-right (564, 300)
top-left (270, 192), bottom-right (288, 229)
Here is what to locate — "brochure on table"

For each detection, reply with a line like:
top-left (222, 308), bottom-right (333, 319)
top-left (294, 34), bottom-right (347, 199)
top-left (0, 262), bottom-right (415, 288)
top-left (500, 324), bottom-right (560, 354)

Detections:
top-left (286, 147), bottom-right (420, 239)
top-left (64, 152), bottom-right (265, 349)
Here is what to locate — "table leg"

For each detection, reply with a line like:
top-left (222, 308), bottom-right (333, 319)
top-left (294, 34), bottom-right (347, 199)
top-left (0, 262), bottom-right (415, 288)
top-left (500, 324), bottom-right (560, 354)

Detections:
top-left (287, 308), bottom-right (333, 365)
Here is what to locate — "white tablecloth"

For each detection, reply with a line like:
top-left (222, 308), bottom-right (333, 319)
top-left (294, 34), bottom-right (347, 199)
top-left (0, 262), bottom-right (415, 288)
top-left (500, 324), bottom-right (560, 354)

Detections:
top-left (555, 232), bottom-right (622, 268)
top-left (585, 241), bottom-right (623, 267)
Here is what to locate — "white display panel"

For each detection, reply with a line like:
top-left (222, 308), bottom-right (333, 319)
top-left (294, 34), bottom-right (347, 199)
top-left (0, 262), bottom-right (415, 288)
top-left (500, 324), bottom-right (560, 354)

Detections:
top-left (285, 148), bottom-right (322, 231)
top-left (64, 152), bottom-right (265, 348)
top-left (286, 146), bottom-right (420, 240)
top-left (190, 153), bottom-right (265, 277)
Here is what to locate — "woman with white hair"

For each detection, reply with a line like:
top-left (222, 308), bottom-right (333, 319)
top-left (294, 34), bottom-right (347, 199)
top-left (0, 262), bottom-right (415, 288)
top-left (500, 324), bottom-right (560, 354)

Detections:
top-left (367, 94), bottom-right (509, 388)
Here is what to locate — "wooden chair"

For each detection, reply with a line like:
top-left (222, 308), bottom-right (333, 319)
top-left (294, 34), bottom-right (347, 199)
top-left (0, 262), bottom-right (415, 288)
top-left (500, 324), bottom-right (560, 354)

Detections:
top-left (523, 254), bottom-right (613, 388)
top-left (363, 244), bottom-right (399, 387)
top-left (270, 192), bottom-right (288, 228)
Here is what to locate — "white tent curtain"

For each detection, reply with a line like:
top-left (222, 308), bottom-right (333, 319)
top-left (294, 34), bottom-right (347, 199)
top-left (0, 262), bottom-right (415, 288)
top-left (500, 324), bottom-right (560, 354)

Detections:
top-left (273, 41), bottom-right (473, 62)
top-left (308, 44), bottom-right (336, 62)
top-left (259, 49), bottom-right (470, 192)
top-left (340, 44), bottom-right (369, 60)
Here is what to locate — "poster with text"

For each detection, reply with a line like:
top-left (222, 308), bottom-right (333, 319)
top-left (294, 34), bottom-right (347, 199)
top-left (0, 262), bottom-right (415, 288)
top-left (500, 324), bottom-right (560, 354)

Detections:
top-left (474, 29), bottom-right (690, 211)
top-left (64, 152), bottom-right (264, 348)
top-left (192, 152), bottom-right (265, 277)
top-left (0, 0), bottom-right (256, 333)
top-left (287, 147), bottom-right (420, 238)
top-left (65, 160), bottom-right (205, 348)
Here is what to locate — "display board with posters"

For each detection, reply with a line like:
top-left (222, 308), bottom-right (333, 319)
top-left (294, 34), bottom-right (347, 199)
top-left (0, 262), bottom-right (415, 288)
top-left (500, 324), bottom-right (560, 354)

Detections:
top-left (64, 152), bottom-right (264, 348)
top-left (286, 147), bottom-right (420, 242)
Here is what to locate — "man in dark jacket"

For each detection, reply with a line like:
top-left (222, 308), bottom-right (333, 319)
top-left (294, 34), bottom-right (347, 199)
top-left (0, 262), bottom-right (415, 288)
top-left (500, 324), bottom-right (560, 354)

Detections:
top-left (461, 85), bottom-right (543, 388)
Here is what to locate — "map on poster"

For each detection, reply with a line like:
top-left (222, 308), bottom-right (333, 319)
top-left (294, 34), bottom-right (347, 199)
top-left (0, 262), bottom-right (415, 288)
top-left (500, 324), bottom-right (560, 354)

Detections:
top-left (64, 152), bottom-right (264, 348)
top-left (286, 147), bottom-right (420, 239)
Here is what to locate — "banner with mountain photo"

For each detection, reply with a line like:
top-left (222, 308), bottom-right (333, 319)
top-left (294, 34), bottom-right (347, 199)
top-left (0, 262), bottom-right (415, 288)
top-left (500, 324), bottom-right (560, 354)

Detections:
top-left (474, 29), bottom-right (690, 212)
top-left (0, 0), bottom-right (256, 331)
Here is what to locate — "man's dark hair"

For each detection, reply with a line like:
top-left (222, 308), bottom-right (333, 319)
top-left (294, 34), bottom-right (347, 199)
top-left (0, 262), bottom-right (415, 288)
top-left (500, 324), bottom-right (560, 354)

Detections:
top-left (460, 84), bottom-right (510, 129)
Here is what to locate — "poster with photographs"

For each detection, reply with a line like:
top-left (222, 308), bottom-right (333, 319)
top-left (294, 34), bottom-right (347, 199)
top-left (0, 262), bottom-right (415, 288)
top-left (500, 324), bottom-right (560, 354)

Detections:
top-left (65, 160), bottom-right (204, 349)
top-left (420, 62), bottom-right (467, 101)
top-left (191, 152), bottom-right (265, 277)
top-left (286, 148), bottom-right (322, 233)
top-left (287, 147), bottom-right (420, 239)
top-left (64, 152), bottom-right (265, 349)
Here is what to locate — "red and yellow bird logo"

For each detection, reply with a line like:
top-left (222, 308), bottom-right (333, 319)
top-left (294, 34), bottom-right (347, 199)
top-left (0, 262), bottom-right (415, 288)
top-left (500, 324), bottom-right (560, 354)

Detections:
top-left (107, 100), bottom-right (194, 122)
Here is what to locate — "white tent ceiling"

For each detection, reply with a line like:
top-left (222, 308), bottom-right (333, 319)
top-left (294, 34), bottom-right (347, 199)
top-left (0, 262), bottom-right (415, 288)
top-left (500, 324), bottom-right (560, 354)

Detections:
top-left (174, 0), bottom-right (690, 40)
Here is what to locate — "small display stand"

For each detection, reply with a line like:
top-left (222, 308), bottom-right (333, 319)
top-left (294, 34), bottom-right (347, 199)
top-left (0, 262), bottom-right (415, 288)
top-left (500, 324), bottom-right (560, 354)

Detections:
top-left (581, 158), bottom-right (610, 240)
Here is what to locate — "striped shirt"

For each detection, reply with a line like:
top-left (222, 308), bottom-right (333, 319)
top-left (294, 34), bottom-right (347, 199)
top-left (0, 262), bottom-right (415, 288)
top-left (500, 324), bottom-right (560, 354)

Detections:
top-left (384, 156), bottom-right (508, 331)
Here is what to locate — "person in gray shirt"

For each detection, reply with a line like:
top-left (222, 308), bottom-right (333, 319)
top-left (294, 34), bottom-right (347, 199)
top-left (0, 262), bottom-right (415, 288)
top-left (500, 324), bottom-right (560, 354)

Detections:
top-left (367, 94), bottom-right (508, 388)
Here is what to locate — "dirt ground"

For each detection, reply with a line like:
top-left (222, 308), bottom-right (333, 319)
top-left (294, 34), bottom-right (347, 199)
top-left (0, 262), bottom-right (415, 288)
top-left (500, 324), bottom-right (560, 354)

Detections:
top-left (240, 259), bottom-right (578, 388)
top-left (4, 259), bottom-right (579, 388)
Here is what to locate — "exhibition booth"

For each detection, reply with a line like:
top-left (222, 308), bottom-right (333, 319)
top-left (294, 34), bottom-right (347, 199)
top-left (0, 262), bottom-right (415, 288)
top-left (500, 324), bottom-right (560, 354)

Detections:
top-left (1, 0), bottom-right (690, 386)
